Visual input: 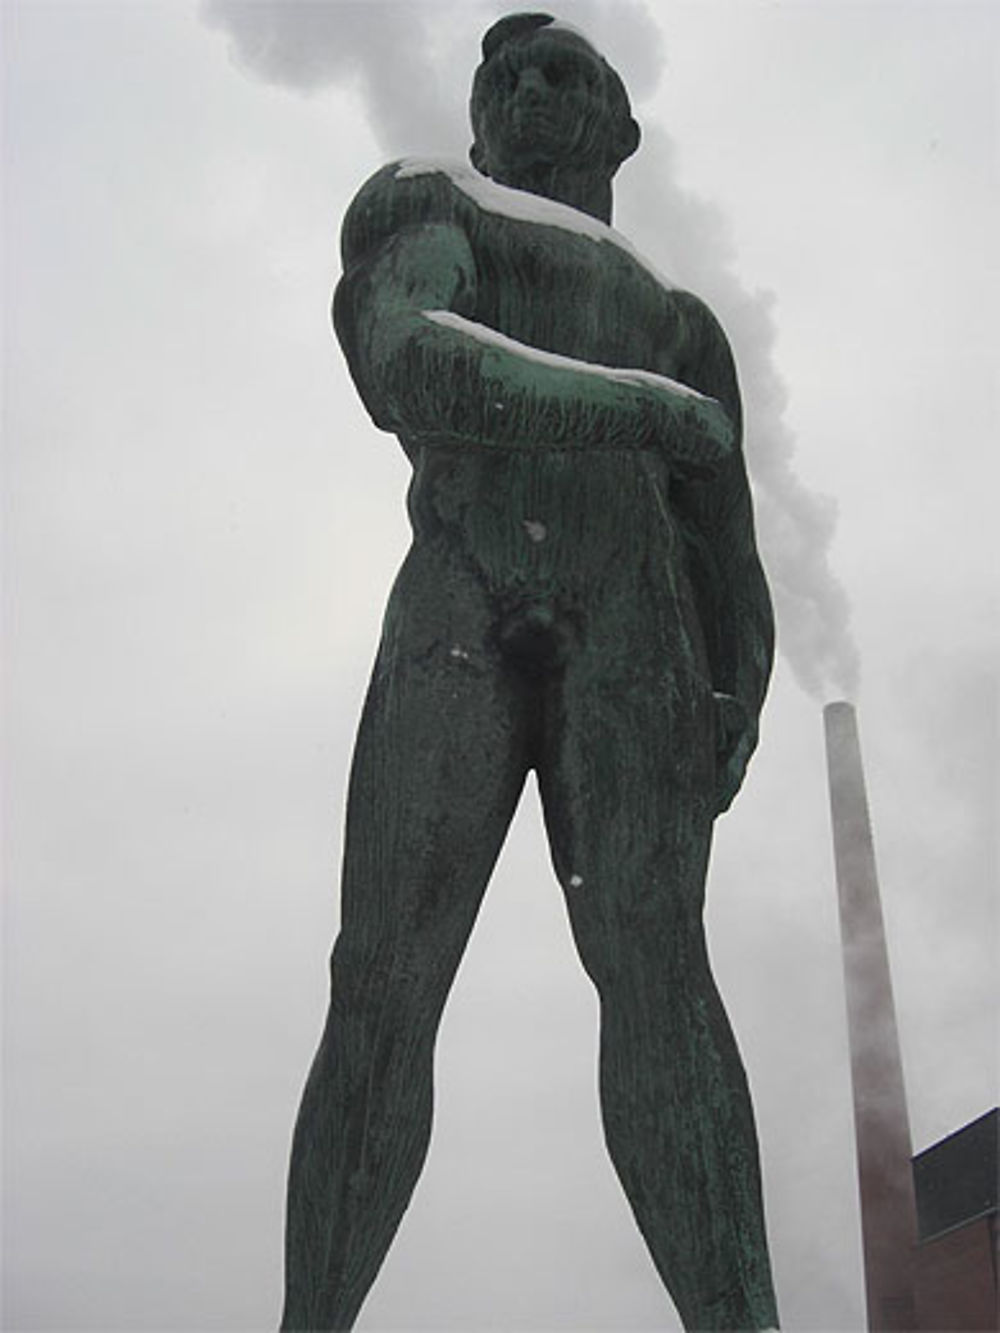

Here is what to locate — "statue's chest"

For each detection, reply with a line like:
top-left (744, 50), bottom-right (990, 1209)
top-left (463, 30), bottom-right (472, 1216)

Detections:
top-left (465, 212), bottom-right (683, 379)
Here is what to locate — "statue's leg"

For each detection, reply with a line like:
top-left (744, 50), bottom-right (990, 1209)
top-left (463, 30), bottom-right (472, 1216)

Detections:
top-left (537, 640), bottom-right (778, 1332)
top-left (281, 557), bottom-right (528, 1331)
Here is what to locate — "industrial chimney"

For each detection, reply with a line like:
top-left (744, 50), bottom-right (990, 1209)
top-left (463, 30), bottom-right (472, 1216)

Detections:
top-left (823, 701), bottom-right (919, 1331)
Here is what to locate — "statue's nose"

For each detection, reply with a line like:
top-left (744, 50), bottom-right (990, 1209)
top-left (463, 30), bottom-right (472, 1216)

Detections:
top-left (516, 66), bottom-right (548, 102)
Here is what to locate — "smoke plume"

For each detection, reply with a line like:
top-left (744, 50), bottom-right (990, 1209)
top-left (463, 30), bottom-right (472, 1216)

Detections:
top-left (200, 0), bottom-right (458, 152)
top-left (201, 0), bottom-right (860, 700)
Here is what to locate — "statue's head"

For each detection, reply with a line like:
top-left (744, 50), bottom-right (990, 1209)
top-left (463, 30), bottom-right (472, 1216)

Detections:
top-left (469, 13), bottom-right (640, 194)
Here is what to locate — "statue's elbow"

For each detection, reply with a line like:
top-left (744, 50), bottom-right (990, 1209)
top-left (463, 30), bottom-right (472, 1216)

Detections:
top-left (712, 402), bottom-right (738, 458)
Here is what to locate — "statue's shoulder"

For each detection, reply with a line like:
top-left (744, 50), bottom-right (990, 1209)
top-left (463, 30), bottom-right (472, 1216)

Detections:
top-left (669, 287), bottom-right (717, 333)
top-left (667, 287), bottom-right (733, 364)
top-left (340, 158), bottom-right (471, 269)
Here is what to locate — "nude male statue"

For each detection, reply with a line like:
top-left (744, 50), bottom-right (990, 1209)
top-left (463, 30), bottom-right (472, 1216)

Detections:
top-left (281, 13), bottom-right (777, 1331)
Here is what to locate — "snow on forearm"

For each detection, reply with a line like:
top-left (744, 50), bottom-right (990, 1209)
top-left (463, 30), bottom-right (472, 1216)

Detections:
top-left (384, 307), bottom-right (730, 464)
top-left (423, 310), bottom-right (709, 403)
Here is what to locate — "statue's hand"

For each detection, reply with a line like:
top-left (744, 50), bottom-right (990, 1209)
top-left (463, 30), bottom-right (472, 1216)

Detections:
top-left (695, 394), bottom-right (737, 458)
top-left (643, 382), bottom-right (735, 473)
top-left (713, 692), bottom-right (758, 816)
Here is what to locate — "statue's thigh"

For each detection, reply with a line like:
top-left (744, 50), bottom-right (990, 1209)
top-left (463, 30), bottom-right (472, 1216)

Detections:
top-left (536, 609), bottom-right (716, 964)
top-left (338, 589), bottom-right (529, 949)
top-left (542, 592), bottom-right (716, 811)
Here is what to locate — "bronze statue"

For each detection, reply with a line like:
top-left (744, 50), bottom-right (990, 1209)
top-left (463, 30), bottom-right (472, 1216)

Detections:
top-left (282, 13), bottom-right (777, 1330)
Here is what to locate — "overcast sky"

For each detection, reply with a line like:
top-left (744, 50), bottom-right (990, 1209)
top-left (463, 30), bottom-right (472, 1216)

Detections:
top-left (3, 2), bottom-right (997, 1331)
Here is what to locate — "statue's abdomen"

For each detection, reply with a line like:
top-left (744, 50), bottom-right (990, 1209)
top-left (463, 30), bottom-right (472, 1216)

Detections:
top-left (408, 446), bottom-right (679, 600)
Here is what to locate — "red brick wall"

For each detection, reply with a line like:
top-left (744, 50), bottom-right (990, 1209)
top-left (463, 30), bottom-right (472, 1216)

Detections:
top-left (914, 1214), bottom-right (997, 1331)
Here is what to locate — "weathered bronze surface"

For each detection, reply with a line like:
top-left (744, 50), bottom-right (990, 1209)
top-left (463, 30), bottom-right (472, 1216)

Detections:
top-left (282, 13), bottom-right (777, 1330)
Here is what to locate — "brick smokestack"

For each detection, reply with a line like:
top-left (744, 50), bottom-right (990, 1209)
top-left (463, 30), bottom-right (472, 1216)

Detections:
top-left (824, 701), bottom-right (919, 1331)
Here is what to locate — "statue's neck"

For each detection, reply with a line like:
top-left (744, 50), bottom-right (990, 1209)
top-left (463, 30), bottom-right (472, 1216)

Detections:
top-left (488, 162), bottom-right (614, 224)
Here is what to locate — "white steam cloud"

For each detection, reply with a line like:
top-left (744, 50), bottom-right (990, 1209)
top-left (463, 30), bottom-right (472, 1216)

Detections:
top-left (201, 0), bottom-right (860, 700)
top-left (202, 0), bottom-right (455, 152)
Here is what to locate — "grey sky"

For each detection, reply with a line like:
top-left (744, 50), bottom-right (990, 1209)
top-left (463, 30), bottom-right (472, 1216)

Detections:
top-left (3, 2), bottom-right (997, 1331)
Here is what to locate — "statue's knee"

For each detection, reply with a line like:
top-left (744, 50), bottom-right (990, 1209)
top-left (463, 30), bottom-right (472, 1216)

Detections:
top-left (594, 915), bottom-right (709, 1002)
top-left (329, 930), bottom-right (446, 1028)
top-left (328, 932), bottom-right (390, 1007)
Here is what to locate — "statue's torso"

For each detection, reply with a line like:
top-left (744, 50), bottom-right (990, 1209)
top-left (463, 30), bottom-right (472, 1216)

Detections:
top-left (342, 162), bottom-right (704, 604)
top-left (461, 198), bottom-right (684, 382)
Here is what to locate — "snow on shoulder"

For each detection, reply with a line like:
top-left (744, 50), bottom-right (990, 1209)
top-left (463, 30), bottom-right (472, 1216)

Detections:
top-left (394, 159), bottom-right (675, 290)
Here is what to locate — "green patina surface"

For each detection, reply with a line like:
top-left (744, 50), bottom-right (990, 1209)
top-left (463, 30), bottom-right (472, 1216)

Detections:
top-left (282, 13), bottom-right (778, 1331)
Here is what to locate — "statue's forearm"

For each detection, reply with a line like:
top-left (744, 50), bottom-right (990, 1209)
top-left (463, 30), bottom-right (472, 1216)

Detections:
top-left (367, 306), bottom-right (733, 464)
top-left (716, 557), bottom-right (774, 722)
top-left (676, 478), bottom-right (772, 724)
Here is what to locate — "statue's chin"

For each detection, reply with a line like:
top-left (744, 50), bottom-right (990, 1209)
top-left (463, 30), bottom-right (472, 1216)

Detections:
top-left (492, 113), bottom-right (579, 165)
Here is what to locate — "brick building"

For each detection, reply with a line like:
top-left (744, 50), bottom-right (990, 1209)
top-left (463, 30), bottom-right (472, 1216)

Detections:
top-left (912, 1108), bottom-right (998, 1331)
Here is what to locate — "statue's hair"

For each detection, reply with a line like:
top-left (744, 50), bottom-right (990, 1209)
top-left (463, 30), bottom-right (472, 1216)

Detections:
top-left (481, 12), bottom-right (557, 61)
top-left (470, 11), bottom-right (638, 173)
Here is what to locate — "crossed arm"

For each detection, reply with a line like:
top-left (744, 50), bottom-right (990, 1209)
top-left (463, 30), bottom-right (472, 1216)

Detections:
top-left (334, 220), bottom-right (734, 473)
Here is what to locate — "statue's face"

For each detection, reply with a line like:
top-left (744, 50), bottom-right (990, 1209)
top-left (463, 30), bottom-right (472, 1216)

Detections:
top-left (472, 31), bottom-right (627, 180)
